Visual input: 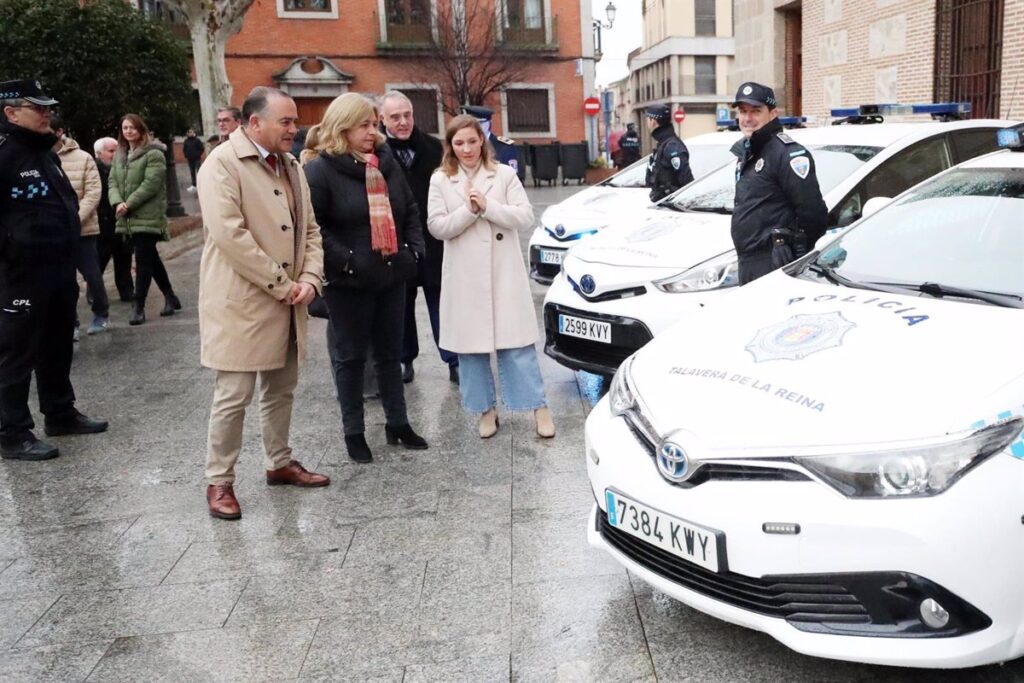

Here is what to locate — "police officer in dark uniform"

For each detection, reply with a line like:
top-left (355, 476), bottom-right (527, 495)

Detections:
top-left (618, 122), bottom-right (641, 167)
top-left (644, 104), bottom-right (693, 202)
top-left (0, 79), bottom-right (108, 461)
top-left (729, 82), bottom-right (828, 285)
top-left (461, 105), bottom-right (520, 175)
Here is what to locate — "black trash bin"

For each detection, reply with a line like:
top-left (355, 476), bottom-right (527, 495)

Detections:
top-left (560, 142), bottom-right (588, 186)
top-left (514, 143), bottom-right (528, 183)
top-left (531, 143), bottom-right (560, 187)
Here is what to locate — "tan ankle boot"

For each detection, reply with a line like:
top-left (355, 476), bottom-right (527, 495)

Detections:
top-left (479, 409), bottom-right (499, 438)
top-left (534, 407), bottom-right (555, 438)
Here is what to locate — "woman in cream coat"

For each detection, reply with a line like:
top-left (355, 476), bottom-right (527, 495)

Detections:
top-left (427, 115), bottom-right (554, 439)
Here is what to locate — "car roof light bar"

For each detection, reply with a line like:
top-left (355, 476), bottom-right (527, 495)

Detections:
top-left (829, 102), bottom-right (972, 124)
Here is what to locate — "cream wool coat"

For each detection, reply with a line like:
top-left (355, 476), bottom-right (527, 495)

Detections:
top-left (197, 128), bottom-right (324, 371)
top-left (427, 163), bottom-right (536, 353)
top-left (57, 136), bottom-right (101, 236)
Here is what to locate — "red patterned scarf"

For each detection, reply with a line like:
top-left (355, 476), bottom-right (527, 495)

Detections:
top-left (365, 153), bottom-right (398, 256)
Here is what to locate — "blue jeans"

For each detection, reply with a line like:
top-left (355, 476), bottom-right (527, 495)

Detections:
top-left (458, 345), bottom-right (546, 414)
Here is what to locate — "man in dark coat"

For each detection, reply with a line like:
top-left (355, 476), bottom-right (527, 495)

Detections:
top-left (0, 79), bottom-right (108, 461)
top-left (381, 91), bottom-right (457, 384)
top-left (645, 104), bottom-right (693, 202)
top-left (183, 128), bottom-right (204, 191)
top-left (93, 136), bottom-right (134, 302)
top-left (729, 82), bottom-right (828, 285)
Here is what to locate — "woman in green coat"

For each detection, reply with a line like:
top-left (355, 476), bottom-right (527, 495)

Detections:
top-left (109, 113), bottom-right (181, 325)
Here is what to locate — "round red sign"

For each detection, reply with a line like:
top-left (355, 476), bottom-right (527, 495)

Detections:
top-left (673, 107), bottom-right (686, 123)
top-left (584, 96), bottom-right (601, 116)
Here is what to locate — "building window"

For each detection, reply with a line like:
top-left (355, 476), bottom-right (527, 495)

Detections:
top-left (386, 0), bottom-right (431, 42)
top-left (277, 0), bottom-right (337, 19)
top-left (695, 56), bottom-right (716, 95)
top-left (934, 0), bottom-right (1003, 118)
top-left (695, 0), bottom-right (716, 36)
top-left (506, 88), bottom-right (550, 133)
top-left (399, 88), bottom-right (440, 135)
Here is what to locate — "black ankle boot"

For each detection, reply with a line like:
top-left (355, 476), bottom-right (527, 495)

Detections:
top-left (160, 293), bottom-right (181, 317)
top-left (385, 424), bottom-right (428, 450)
top-left (344, 434), bottom-right (373, 463)
top-left (129, 301), bottom-right (146, 326)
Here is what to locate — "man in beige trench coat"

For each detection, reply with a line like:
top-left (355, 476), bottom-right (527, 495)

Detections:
top-left (197, 86), bottom-right (329, 520)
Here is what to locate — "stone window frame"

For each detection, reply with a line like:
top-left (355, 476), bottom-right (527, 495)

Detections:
top-left (501, 82), bottom-right (556, 138)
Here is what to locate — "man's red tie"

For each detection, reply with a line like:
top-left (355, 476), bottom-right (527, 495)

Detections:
top-left (266, 154), bottom-right (278, 172)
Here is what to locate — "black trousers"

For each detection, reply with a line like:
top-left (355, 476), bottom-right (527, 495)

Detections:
top-left (0, 271), bottom-right (78, 443)
top-left (187, 158), bottom-right (201, 186)
top-left (132, 233), bottom-right (174, 303)
top-left (401, 283), bottom-right (457, 367)
top-left (738, 252), bottom-right (774, 286)
top-left (76, 236), bottom-right (109, 318)
top-left (97, 234), bottom-right (134, 300)
top-left (324, 284), bottom-right (408, 435)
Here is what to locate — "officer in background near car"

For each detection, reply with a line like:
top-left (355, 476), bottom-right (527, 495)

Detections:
top-left (729, 82), bottom-right (828, 285)
top-left (0, 79), bottom-right (108, 461)
top-left (618, 122), bottom-right (641, 168)
top-left (461, 106), bottom-right (519, 173)
top-left (644, 104), bottom-right (693, 202)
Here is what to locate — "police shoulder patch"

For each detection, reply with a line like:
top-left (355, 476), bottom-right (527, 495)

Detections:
top-left (671, 156), bottom-right (681, 170)
top-left (790, 155), bottom-right (810, 179)
top-left (496, 135), bottom-right (514, 145)
top-left (776, 132), bottom-right (795, 144)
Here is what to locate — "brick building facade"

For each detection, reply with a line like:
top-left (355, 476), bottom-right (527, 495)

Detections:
top-left (212, 0), bottom-right (594, 144)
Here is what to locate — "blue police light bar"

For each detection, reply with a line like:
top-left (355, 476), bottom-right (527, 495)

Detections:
top-left (996, 128), bottom-right (1023, 149)
top-left (829, 102), bottom-right (971, 117)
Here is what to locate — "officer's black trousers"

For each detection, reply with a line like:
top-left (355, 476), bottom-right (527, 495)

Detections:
top-left (738, 253), bottom-right (775, 286)
top-left (0, 273), bottom-right (78, 443)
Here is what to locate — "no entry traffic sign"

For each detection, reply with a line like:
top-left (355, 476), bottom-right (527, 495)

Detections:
top-left (584, 96), bottom-right (601, 116)
top-left (673, 107), bottom-right (686, 123)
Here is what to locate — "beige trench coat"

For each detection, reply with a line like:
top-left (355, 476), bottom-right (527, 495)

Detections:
top-left (197, 128), bottom-right (324, 371)
top-left (427, 163), bottom-right (536, 354)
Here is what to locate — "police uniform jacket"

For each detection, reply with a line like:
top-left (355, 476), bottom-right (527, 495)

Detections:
top-left (196, 127), bottom-right (324, 372)
top-left (0, 119), bottom-right (80, 278)
top-left (427, 163), bottom-right (536, 354)
top-left (646, 124), bottom-right (693, 202)
top-left (730, 117), bottom-right (828, 258)
top-left (619, 129), bottom-right (641, 166)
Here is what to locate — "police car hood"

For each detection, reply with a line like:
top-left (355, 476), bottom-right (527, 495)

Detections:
top-left (568, 208), bottom-right (733, 270)
top-left (540, 187), bottom-right (651, 236)
top-left (629, 273), bottom-right (1024, 452)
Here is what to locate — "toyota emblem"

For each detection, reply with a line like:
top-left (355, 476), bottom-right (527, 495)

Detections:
top-left (580, 274), bottom-right (596, 295)
top-left (657, 441), bottom-right (689, 482)
top-left (555, 224), bottom-right (566, 237)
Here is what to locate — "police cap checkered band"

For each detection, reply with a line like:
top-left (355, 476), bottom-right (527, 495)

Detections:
top-left (0, 79), bottom-right (58, 106)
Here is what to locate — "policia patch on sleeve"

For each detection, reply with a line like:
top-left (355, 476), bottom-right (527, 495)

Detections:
top-left (790, 156), bottom-right (810, 179)
top-left (671, 156), bottom-right (682, 170)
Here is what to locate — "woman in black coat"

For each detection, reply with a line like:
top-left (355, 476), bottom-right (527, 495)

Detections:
top-left (304, 93), bottom-right (427, 463)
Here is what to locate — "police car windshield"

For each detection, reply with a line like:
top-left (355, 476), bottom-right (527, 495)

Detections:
top-left (808, 167), bottom-right (1024, 304)
top-left (665, 145), bottom-right (880, 213)
top-left (605, 156), bottom-right (649, 187)
top-left (605, 145), bottom-right (736, 188)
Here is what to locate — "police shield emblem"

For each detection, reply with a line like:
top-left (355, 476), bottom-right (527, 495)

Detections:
top-left (746, 312), bottom-right (855, 362)
top-left (671, 156), bottom-right (681, 170)
top-left (755, 158), bottom-right (765, 173)
top-left (790, 156), bottom-right (810, 179)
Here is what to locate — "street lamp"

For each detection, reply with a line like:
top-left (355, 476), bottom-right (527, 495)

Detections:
top-left (593, 1), bottom-right (616, 60)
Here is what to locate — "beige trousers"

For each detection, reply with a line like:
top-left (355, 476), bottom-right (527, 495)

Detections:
top-left (205, 340), bottom-right (298, 484)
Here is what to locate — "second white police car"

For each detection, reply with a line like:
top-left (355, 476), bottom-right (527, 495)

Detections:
top-left (585, 129), bottom-right (1024, 668)
top-left (545, 110), bottom-right (1015, 377)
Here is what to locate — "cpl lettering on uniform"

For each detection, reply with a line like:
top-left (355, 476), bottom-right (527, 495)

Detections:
top-left (12, 300), bottom-right (31, 307)
top-left (787, 294), bottom-right (930, 327)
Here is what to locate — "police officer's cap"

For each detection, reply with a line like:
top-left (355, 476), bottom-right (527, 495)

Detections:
top-left (461, 105), bottom-right (494, 122)
top-left (0, 79), bottom-right (59, 106)
top-left (644, 104), bottom-right (671, 124)
top-left (626, 122), bottom-right (636, 129)
top-left (732, 82), bottom-right (777, 109)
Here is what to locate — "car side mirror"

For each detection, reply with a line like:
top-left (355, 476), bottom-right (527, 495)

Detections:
top-left (862, 196), bottom-right (892, 219)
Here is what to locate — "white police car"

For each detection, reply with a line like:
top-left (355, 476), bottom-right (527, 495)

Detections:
top-left (527, 131), bottom-right (741, 284)
top-left (545, 115), bottom-right (1015, 376)
top-left (584, 133), bottom-right (1024, 668)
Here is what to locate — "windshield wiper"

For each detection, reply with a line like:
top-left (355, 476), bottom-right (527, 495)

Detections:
top-left (864, 280), bottom-right (1024, 308)
top-left (806, 262), bottom-right (858, 287)
top-left (674, 205), bottom-right (732, 214)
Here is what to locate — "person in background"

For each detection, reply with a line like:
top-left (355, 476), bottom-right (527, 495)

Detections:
top-left (427, 115), bottom-right (554, 440)
top-left (460, 105), bottom-right (519, 173)
top-left (644, 104), bottom-right (692, 202)
top-left (304, 93), bottom-right (428, 464)
top-left (109, 113), bottom-right (181, 325)
top-left (183, 128), bottom-right (204, 192)
top-left (197, 86), bottom-right (329, 520)
top-left (93, 136), bottom-right (134, 303)
top-left (52, 116), bottom-right (108, 338)
top-left (0, 79), bottom-right (108, 462)
top-left (618, 122), bottom-right (641, 168)
top-left (216, 106), bottom-right (241, 143)
top-left (379, 91), bottom-right (456, 386)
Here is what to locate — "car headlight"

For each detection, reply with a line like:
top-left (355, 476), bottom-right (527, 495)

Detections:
top-left (608, 355), bottom-right (637, 417)
top-left (796, 418), bottom-right (1023, 498)
top-left (653, 250), bottom-right (739, 293)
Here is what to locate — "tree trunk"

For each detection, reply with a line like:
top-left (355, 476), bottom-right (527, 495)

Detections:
top-left (190, 20), bottom-right (232, 138)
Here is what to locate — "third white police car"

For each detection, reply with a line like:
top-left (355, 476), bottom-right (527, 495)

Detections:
top-left (585, 129), bottom-right (1024, 668)
top-left (545, 113), bottom-right (1016, 376)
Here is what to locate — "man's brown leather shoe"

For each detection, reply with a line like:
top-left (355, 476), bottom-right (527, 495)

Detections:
top-left (207, 483), bottom-right (241, 520)
top-left (266, 459), bottom-right (330, 487)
